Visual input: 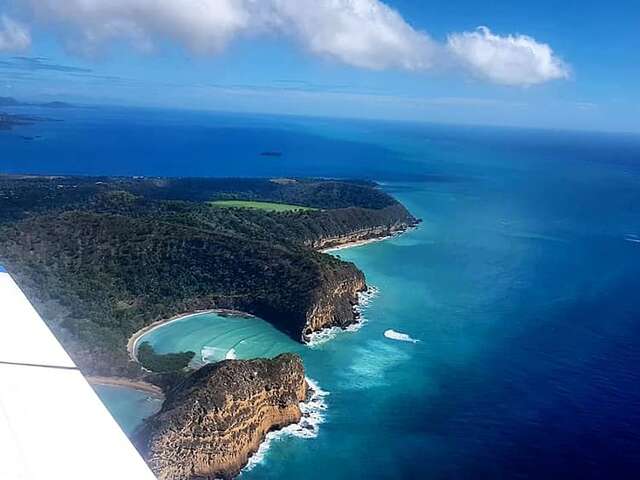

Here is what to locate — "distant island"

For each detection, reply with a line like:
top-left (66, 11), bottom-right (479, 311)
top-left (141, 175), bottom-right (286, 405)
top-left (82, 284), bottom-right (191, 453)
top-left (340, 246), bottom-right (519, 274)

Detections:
top-left (0, 96), bottom-right (75, 108)
top-left (260, 151), bottom-right (283, 157)
top-left (0, 175), bottom-right (418, 477)
top-left (0, 112), bottom-right (40, 131)
top-left (0, 97), bottom-right (73, 132)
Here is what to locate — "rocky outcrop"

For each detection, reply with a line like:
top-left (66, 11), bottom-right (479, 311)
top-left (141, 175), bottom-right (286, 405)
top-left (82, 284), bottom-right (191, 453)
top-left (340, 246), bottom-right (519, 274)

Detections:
top-left (135, 354), bottom-right (307, 480)
top-left (300, 210), bottom-right (419, 340)
top-left (309, 223), bottom-right (414, 251)
top-left (302, 264), bottom-right (366, 341)
top-left (304, 204), bottom-right (420, 251)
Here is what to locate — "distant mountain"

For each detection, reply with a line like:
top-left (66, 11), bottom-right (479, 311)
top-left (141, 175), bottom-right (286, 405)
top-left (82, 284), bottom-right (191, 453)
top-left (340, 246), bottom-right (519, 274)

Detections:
top-left (0, 96), bottom-right (74, 108)
top-left (40, 101), bottom-right (74, 108)
top-left (0, 97), bottom-right (24, 107)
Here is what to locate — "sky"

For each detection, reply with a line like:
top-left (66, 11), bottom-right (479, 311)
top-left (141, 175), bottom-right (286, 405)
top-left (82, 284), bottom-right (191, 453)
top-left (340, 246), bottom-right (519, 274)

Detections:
top-left (0, 0), bottom-right (638, 133)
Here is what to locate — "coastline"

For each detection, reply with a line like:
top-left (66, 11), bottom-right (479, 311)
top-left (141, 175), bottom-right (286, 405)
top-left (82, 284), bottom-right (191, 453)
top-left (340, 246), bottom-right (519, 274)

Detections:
top-left (320, 233), bottom-right (397, 253)
top-left (319, 225), bottom-right (418, 253)
top-left (127, 308), bottom-right (257, 364)
top-left (119, 210), bottom-right (417, 476)
top-left (243, 225), bottom-right (414, 471)
top-left (244, 377), bottom-right (328, 472)
top-left (305, 285), bottom-right (379, 347)
top-left (307, 224), bottom-right (419, 343)
top-left (87, 376), bottom-right (165, 399)
top-left (127, 223), bottom-right (419, 370)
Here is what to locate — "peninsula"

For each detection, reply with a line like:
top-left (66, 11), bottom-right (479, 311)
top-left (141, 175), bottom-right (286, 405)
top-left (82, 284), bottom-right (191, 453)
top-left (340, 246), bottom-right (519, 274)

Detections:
top-left (136, 354), bottom-right (307, 480)
top-left (0, 175), bottom-right (417, 376)
top-left (0, 174), bottom-right (418, 476)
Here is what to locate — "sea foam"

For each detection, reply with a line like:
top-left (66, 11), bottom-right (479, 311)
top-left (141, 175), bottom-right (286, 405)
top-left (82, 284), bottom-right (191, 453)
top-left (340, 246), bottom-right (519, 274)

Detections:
top-left (200, 346), bottom-right (229, 363)
top-left (384, 329), bottom-right (419, 343)
top-left (306, 286), bottom-right (379, 348)
top-left (244, 377), bottom-right (328, 471)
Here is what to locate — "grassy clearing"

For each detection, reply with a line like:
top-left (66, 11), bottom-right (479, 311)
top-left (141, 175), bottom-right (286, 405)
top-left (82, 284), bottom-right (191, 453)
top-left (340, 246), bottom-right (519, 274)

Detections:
top-left (209, 200), bottom-right (317, 212)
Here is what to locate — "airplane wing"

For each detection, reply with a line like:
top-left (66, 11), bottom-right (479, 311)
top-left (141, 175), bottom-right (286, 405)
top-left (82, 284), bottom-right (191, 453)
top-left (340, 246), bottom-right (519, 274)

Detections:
top-left (0, 265), bottom-right (157, 479)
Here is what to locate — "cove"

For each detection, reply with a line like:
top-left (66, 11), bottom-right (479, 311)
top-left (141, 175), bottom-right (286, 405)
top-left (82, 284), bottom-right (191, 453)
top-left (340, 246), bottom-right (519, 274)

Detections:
top-left (136, 312), bottom-right (304, 364)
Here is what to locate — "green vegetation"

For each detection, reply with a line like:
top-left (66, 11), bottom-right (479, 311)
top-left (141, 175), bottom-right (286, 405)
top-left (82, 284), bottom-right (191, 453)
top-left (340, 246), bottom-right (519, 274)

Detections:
top-left (137, 342), bottom-right (195, 373)
top-left (209, 199), bottom-right (316, 212)
top-left (0, 175), bottom-right (417, 377)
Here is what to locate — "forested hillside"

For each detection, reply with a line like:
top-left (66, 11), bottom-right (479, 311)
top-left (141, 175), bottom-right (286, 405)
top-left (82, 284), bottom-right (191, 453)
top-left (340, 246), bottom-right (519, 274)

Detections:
top-left (0, 175), bottom-right (418, 377)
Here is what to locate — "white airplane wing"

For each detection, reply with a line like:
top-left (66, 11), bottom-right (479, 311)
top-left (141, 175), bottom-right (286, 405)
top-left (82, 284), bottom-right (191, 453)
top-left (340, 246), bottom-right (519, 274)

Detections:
top-left (0, 265), bottom-right (157, 480)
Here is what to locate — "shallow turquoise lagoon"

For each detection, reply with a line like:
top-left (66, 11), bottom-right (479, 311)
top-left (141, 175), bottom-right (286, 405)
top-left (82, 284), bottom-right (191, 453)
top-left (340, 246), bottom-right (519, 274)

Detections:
top-left (138, 312), bottom-right (303, 364)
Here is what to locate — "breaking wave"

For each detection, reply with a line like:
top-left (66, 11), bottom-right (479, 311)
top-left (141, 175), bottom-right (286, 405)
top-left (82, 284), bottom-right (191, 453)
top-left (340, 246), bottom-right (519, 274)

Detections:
top-left (384, 329), bottom-right (419, 343)
top-left (244, 378), bottom-right (329, 471)
top-left (200, 346), bottom-right (229, 363)
top-left (306, 286), bottom-right (379, 348)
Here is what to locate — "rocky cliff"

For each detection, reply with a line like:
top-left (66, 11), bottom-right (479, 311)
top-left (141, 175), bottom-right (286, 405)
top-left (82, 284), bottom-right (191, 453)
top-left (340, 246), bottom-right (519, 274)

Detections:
top-left (0, 176), bottom-right (419, 376)
top-left (135, 354), bottom-right (307, 480)
top-left (303, 204), bottom-right (420, 251)
top-left (301, 263), bottom-right (367, 341)
top-left (309, 223), bottom-right (413, 251)
top-left (299, 205), bottom-right (419, 340)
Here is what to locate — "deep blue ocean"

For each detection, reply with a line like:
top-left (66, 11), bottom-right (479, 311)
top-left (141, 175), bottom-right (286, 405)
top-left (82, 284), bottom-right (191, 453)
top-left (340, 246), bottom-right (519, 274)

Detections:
top-left (2, 106), bottom-right (640, 479)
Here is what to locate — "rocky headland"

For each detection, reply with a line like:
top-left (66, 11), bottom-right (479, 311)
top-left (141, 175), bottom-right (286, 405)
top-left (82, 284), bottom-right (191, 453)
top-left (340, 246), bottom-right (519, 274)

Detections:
top-left (0, 175), bottom-right (421, 479)
top-left (306, 205), bottom-right (419, 251)
top-left (301, 262), bottom-right (367, 341)
top-left (135, 353), bottom-right (307, 480)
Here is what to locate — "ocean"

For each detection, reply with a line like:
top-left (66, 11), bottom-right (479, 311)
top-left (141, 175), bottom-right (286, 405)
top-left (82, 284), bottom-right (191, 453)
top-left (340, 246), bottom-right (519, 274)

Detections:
top-left (2, 106), bottom-right (640, 478)
top-left (93, 385), bottom-right (163, 436)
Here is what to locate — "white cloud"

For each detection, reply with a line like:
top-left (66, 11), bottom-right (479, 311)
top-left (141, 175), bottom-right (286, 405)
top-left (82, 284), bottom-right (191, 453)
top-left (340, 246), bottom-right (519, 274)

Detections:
top-left (17, 2), bottom-right (569, 86)
top-left (27, 0), bottom-right (249, 55)
top-left (26, 0), bottom-right (436, 68)
top-left (0, 15), bottom-right (31, 52)
top-left (447, 26), bottom-right (570, 86)
top-left (269, 0), bottom-right (437, 70)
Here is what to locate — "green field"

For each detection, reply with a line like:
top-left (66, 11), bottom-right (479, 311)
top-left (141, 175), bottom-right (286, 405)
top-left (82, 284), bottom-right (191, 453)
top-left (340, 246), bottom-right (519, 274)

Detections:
top-left (209, 200), bottom-right (317, 212)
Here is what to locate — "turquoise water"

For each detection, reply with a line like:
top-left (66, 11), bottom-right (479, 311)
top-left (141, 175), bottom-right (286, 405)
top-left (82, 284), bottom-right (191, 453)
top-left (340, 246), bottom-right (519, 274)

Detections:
top-left (93, 385), bottom-right (163, 435)
top-left (140, 175), bottom-right (640, 479)
top-left (141, 312), bottom-right (303, 364)
top-left (244, 173), bottom-right (640, 479)
top-left (3, 107), bottom-right (640, 477)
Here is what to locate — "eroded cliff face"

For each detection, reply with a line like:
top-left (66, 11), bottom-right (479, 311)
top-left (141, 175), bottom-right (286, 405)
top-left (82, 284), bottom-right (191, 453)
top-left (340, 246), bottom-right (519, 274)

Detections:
top-left (135, 354), bottom-right (307, 480)
top-left (300, 212), bottom-right (420, 340)
top-left (302, 265), bottom-right (366, 341)
top-left (305, 204), bottom-right (420, 251)
top-left (308, 223), bottom-right (412, 251)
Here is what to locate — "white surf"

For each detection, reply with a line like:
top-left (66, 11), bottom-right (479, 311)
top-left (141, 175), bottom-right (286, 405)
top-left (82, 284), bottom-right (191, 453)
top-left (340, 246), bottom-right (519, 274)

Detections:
top-left (384, 329), bottom-right (419, 343)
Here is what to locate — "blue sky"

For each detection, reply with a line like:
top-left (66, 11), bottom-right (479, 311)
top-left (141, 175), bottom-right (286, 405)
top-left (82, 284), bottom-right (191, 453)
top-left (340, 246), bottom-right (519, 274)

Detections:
top-left (0, 0), bottom-right (638, 133)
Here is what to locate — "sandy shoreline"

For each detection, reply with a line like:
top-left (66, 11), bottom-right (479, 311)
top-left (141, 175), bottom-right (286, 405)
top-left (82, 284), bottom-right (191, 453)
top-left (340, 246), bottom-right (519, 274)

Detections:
top-left (106, 222), bottom-right (416, 473)
top-left (127, 308), bottom-right (257, 363)
top-left (320, 233), bottom-right (397, 253)
top-left (87, 376), bottom-right (165, 399)
top-left (111, 221), bottom-right (419, 477)
top-left (320, 225), bottom-right (417, 253)
top-left (127, 224), bottom-right (419, 364)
